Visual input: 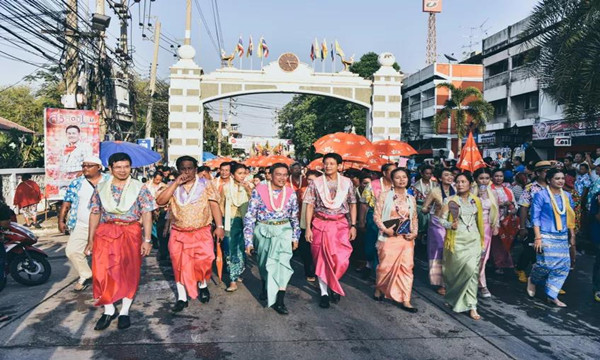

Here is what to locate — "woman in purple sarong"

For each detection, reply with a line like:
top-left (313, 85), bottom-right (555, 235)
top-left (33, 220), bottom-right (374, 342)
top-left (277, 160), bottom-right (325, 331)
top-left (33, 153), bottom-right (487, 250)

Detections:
top-left (422, 168), bottom-right (455, 295)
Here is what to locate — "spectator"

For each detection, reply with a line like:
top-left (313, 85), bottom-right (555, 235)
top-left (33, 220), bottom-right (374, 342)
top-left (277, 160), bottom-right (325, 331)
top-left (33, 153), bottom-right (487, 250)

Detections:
top-left (563, 156), bottom-right (575, 171)
top-left (0, 204), bottom-right (14, 322)
top-left (13, 174), bottom-right (42, 228)
top-left (513, 156), bottom-right (526, 173)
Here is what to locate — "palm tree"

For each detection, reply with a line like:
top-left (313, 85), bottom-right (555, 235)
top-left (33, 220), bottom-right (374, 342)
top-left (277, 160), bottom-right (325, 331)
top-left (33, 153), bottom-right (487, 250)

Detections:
top-left (433, 83), bottom-right (494, 154)
top-left (523, 0), bottom-right (600, 122)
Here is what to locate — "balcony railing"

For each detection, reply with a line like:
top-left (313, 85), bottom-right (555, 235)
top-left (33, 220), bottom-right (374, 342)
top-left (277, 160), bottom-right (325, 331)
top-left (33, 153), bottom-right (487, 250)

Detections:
top-left (422, 98), bottom-right (435, 109)
top-left (484, 72), bottom-right (509, 89)
top-left (410, 103), bottom-right (421, 112)
top-left (511, 67), bottom-right (530, 82)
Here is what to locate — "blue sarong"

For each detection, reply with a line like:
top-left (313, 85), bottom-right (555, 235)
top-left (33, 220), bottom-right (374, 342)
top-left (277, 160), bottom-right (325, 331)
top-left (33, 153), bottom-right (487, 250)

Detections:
top-left (530, 232), bottom-right (570, 299)
top-left (364, 208), bottom-right (379, 268)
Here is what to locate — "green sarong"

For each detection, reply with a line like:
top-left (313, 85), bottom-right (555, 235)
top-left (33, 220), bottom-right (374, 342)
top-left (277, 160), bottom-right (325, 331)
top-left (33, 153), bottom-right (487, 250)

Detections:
top-left (225, 217), bottom-right (246, 282)
top-left (442, 228), bottom-right (481, 313)
top-left (254, 221), bottom-right (294, 307)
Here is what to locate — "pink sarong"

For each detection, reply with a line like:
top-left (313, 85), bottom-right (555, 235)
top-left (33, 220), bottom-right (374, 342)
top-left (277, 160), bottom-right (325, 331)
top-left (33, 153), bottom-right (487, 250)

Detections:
top-left (376, 236), bottom-right (414, 303)
top-left (92, 222), bottom-right (142, 306)
top-left (168, 225), bottom-right (215, 300)
top-left (310, 212), bottom-right (352, 296)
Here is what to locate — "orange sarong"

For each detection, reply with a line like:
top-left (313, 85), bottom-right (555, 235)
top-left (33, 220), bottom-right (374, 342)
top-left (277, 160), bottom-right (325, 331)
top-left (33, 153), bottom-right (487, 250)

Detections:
top-left (92, 222), bottom-right (142, 306)
top-left (168, 226), bottom-right (214, 299)
top-left (376, 236), bottom-right (415, 303)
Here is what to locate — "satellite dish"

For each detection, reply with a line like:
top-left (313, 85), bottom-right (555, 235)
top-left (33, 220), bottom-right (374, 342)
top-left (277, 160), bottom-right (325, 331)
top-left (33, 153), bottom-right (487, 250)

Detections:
top-left (444, 54), bottom-right (457, 62)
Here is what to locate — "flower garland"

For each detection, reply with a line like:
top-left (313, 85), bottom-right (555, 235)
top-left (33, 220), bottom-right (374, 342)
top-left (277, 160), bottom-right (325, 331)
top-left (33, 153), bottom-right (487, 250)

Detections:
top-left (268, 181), bottom-right (286, 212)
top-left (546, 186), bottom-right (566, 215)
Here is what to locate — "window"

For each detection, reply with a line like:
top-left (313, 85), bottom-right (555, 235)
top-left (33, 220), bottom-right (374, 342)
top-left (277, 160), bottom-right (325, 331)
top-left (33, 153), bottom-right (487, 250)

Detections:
top-left (492, 99), bottom-right (507, 116)
top-left (486, 59), bottom-right (508, 77)
top-left (512, 47), bottom-right (540, 68)
top-left (524, 93), bottom-right (538, 110)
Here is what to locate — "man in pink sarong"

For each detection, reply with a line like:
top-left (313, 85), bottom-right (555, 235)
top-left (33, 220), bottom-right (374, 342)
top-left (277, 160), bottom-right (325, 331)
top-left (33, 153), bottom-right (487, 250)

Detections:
top-left (304, 153), bottom-right (357, 309)
top-left (156, 156), bottom-right (225, 313)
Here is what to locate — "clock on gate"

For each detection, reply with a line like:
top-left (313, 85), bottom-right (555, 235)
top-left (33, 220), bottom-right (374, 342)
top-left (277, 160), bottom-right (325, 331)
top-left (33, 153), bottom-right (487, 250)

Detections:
top-left (278, 53), bottom-right (299, 72)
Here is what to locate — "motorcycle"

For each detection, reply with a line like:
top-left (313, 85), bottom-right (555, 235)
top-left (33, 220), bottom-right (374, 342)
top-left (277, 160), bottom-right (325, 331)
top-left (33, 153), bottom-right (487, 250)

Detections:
top-left (1, 222), bottom-right (51, 288)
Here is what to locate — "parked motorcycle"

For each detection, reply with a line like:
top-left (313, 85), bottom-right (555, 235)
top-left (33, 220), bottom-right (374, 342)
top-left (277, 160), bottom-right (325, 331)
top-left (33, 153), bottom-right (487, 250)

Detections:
top-left (1, 222), bottom-right (51, 287)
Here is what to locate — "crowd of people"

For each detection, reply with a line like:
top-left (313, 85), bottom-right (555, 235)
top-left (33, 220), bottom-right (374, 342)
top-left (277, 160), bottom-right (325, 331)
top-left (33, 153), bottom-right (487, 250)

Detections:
top-left (3, 147), bottom-right (600, 330)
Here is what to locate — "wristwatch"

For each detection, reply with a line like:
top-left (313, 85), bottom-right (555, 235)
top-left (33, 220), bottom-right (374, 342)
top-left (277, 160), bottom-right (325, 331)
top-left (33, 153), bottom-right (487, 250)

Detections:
top-left (144, 238), bottom-right (152, 243)
top-left (217, 225), bottom-right (225, 229)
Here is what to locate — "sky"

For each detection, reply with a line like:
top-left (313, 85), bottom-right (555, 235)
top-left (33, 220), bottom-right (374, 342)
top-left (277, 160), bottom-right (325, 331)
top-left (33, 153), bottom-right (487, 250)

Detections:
top-left (0, 0), bottom-right (537, 137)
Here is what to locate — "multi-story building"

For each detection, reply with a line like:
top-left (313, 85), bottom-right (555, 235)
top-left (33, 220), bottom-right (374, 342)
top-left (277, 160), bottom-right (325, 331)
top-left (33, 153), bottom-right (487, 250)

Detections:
top-left (401, 62), bottom-right (483, 158)
top-left (481, 16), bottom-right (598, 159)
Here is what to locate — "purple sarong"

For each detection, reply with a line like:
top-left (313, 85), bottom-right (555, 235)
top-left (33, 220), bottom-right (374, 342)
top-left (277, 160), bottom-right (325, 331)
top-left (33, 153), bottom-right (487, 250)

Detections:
top-left (427, 216), bottom-right (446, 286)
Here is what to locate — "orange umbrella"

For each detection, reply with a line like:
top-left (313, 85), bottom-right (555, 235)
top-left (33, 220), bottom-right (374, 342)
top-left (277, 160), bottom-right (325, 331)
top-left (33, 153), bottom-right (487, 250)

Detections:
top-left (307, 158), bottom-right (324, 171)
top-left (205, 157), bottom-right (234, 168)
top-left (313, 132), bottom-right (376, 163)
top-left (457, 132), bottom-right (486, 173)
top-left (244, 156), bottom-right (265, 167)
top-left (343, 156), bottom-right (390, 172)
top-left (256, 155), bottom-right (294, 168)
top-left (373, 140), bottom-right (417, 157)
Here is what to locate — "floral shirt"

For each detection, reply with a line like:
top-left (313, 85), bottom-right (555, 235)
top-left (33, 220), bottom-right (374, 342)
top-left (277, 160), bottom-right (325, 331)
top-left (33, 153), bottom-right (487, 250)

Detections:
top-left (575, 173), bottom-right (591, 197)
top-left (89, 183), bottom-right (156, 223)
top-left (303, 177), bottom-right (356, 215)
top-left (63, 174), bottom-right (110, 231)
top-left (518, 181), bottom-right (544, 228)
top-left (588, 178), bottom-right (600, 211)
top-left (243, 188), bottom-right (301, 247)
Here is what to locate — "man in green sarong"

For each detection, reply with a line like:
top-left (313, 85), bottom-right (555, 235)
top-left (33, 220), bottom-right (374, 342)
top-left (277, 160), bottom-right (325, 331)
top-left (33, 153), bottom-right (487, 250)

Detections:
top-left (243, 163), bottom-right (300, 315)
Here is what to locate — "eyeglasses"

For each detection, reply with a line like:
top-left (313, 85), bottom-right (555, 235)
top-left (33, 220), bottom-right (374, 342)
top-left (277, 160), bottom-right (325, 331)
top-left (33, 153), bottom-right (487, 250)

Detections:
top-left (81, 164), bottom-right (99, 168)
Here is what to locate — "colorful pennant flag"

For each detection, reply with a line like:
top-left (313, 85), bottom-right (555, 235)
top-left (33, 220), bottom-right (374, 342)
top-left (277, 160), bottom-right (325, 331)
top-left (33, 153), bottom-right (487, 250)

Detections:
top-left (247, 35), bottom-right (253, 57)
top-left (321, 39), bottom-right (327, 61)
top-left (257, 36), bottom-right (264, 58)
top-left (335, 40), bottom-right (345, 58)
top-left (314, 38), bottom-right (321, 60)
top-left (237, 36), bottom-right (244, 58)
top-left (310, 42), bottom-right (315, 61)
top-left (330, 42), bottom-right (334, 61)
top-left (261, 37), bottom-right (269, 58)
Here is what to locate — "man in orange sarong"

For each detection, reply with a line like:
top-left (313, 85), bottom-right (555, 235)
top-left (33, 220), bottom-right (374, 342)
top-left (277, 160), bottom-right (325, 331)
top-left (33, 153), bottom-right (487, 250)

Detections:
top-left (304, 153), bottom-right (357, 309)
top-left (85, 152), bottom-right (156, 331)
top-left (156, 156), bottom-right (225, 313)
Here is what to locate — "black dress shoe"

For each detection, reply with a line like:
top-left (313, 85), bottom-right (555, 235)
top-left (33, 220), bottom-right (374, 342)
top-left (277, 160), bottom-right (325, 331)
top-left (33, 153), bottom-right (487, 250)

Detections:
top-left (330, 291), bottom-right (341, 304)
top-left (200, 287), bottom-right (210, 303)
top-left (373, 294), bottom-right (385, 301)
top-left (117, 315), bottom-right (131, 329)
top-left (172, 300), bottom-right (188, 313)
top-left (400, 305), bottom-right (418, 313)
top-left (272, 303), bottom-right (289, 315)
top-left (94, 313), bottom-right (117, 331)
top-left (319, 295), bottom-right (330, 309)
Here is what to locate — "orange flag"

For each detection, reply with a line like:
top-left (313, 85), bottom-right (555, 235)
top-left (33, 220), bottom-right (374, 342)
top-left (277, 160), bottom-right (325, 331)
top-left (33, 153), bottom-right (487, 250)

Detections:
top-left (457, 132), bottom-right (486, 173)
top-left (216, 242), bottom-right (223, 282)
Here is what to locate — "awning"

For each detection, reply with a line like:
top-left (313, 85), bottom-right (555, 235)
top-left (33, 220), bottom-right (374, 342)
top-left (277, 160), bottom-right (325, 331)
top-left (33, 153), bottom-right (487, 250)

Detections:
top-left (0, 116), bottom-right (34, 134)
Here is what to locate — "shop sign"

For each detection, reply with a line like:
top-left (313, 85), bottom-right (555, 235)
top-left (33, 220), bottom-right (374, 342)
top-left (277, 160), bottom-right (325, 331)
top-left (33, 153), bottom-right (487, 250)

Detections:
top-left (533, 119), bottom-right (600, 140)
top-left (554, 136), bottom-right (571, 147)
top-left (478, 132), bottom-right (496, 144)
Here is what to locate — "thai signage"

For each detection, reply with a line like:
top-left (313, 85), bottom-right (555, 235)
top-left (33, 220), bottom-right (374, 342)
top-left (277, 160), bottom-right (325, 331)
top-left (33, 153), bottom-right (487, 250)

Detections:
top-left (533, 119), bottom-right (600, 140)
top-left (44, 108), bottom-right (100, 200)
top-left (423, 0), bottom-right (442, 13)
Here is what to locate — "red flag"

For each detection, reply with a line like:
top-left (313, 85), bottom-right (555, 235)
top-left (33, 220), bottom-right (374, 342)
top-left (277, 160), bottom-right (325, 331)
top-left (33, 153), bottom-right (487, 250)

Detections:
top-left (457, 132), bottom-right (486, 172)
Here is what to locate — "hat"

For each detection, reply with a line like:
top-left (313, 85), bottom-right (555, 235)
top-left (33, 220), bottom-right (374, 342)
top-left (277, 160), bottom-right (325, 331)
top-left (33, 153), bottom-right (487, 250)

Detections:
top-left (534, 161), bottom-right (552, 171)
top-left (83, 156), bottom-right (103, 170)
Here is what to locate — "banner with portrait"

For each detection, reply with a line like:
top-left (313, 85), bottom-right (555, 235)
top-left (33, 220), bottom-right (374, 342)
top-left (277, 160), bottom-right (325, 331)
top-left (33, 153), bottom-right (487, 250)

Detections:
top-left (44, 108), bottom-right (100, 200)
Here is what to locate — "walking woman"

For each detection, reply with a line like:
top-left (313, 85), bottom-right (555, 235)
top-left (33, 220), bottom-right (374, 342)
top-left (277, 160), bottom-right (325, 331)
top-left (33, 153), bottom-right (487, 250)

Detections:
top-left (221, 162), bottom-right (253, 291)
top-left (373, 168), bottom-right (418, 312)
top-left (472, 168), bottom-right (499, 298)
top-left (490, 169), bottom-right (519, 274)
top-left (527, 168), bottom-right (575, 307)
top-left (441, 172), bottom-right (485, 320)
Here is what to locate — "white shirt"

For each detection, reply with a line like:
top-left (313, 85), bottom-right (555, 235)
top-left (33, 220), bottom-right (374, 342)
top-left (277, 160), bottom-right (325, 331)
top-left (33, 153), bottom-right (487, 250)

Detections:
top-left (75, 180), bottom-right (94, 229)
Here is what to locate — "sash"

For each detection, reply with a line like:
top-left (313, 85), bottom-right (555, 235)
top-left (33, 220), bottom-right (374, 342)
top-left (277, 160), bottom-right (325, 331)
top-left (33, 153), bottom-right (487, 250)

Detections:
top-left (224, 179), bottom-right (249, 231)
top-left (256, 183), bottom-right (293, 212)
top-left (378, 190), bottom-right (415, 242)
top-left (444, 194), bottom-right (485, 253)
top-left (314, 175), bottom-right (351, 210)
top-left (97, 176), bottom-right (143, 215)
top-left (546, 187), bottom-right (575, 231)
top-left (471, 185), bottom-right (499, 229)
top-left (174, 177), bottom-right (208, 206)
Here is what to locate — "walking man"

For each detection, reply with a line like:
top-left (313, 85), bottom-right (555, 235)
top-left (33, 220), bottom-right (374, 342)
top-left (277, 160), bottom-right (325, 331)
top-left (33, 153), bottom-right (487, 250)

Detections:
top-left (244, 163), bottom-right (300, 315)
top-left (59, 156), bottom-right (109, 291)
top-left (156, 156), bottom-right (225, 312)
top-left (85, 153), bottom-right (156, 331)
top-left (13, 174), bottom-right (42, 228)
top-left (304, 153), bottom-right (357, 308)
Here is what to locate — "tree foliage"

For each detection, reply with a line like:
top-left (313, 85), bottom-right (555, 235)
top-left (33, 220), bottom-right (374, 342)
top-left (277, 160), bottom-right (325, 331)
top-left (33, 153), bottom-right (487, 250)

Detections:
top-left (277, 52), bottom-right (398, 162)
top-left (433, 83), bottom-right (494, 153)
top-left (524, 0), bottom-right (600, 121)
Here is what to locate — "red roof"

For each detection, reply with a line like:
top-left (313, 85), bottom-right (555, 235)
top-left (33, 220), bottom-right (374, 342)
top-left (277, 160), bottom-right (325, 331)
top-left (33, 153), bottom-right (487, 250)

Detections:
top-left (0, 116), bottom-right (34, 134)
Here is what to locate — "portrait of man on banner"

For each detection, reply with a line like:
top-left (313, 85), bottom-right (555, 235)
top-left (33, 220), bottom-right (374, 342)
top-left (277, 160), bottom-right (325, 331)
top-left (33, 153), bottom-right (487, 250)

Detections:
top-left (44, 108), bottom-right (100, 200)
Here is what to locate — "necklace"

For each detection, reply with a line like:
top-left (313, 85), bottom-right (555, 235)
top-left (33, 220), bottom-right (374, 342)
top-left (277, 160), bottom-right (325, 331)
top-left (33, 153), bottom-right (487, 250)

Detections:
top-left (268, 181), bottom-right (286, 212)
top-left (291, 175), bottom-right (304, 191)
top-left (458, 195), bottom-right (475, 231)
top-left (227, 179), bottom-right (247, 207)
top-left (393, 190), bottom-right (409, 219)
top-left (546, 186), bottom-right (566, 215)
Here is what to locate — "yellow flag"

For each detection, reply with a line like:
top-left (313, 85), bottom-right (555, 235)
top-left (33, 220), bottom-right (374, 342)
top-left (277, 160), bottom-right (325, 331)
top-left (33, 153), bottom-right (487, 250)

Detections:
top-left (335, 40), bottom-right (344, 58)
top-left (258, 36), bottom-right (264, 58)
top-left (314, 38), bottom-right (321, 60)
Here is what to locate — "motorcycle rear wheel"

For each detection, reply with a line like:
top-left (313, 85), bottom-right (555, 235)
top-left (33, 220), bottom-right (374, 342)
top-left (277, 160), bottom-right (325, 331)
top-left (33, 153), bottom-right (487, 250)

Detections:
top-left (10, 252), bottom-right (51, 286)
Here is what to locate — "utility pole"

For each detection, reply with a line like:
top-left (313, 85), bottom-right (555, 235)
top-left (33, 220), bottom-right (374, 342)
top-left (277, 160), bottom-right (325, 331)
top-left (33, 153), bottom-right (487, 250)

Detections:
top-left (95, 0), bottom-right (108, 138)
top-left (63, 0), bottom-right (79, 108)
top-left (145, 20), bottom-right (161, 138)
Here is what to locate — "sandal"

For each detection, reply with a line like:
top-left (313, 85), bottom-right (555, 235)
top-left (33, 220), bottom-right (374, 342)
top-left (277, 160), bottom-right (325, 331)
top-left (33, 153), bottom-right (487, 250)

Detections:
top-left (0, 314), bottom-right (11, 322)
top-left (226, 282), bottom-right (238, 292)
top-left (436, 287), bottom-right (446, 296)
top-left (547, 298), bottom-right (567, 308)
top-left (306, 276), bottom-right (316, 282)
top-left (469, 309), bottom-right (481, 320)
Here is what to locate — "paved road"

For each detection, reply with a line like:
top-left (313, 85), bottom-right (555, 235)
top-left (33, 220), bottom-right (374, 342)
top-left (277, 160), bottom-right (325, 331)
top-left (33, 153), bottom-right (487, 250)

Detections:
top-left (0, 231), bottom-right (599, 360)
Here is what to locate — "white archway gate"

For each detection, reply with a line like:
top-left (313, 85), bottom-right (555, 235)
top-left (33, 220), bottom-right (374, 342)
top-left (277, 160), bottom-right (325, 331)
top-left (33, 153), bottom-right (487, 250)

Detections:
top-left (167, 45), bottom-right (403, 164)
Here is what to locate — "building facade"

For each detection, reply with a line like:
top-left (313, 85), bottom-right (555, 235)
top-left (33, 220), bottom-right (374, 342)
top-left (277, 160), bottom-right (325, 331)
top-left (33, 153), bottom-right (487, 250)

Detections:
top-left (401, 63), bottom-right (483, 158)
top-left (481, 16), bottom-right (598, 160)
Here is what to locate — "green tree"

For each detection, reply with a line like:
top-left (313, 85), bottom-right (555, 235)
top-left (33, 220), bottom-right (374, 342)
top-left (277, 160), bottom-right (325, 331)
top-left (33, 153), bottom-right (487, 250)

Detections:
top-left (131, 77), bottom-right (170, 140)
top-left (524, 0), bottom-right (600, 122)
top-left (278, 52), bottom-right (398, 161)
top-left (433, 83), bottom-right (494, 153)
top-left (202, 110), bottom-right (233, 156)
